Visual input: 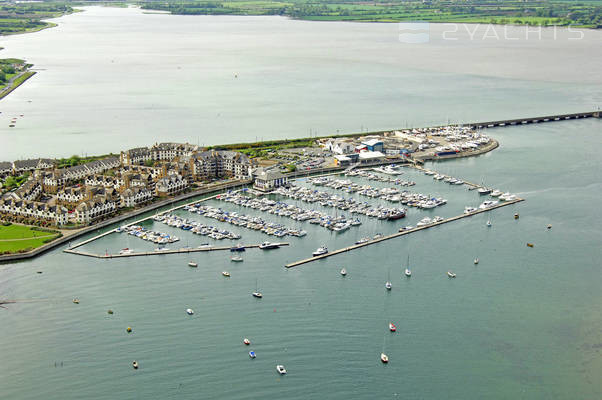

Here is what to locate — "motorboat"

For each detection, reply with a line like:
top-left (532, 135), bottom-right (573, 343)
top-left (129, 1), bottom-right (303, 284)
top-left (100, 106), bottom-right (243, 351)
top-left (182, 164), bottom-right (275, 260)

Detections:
top-left (188, 261), bottom-right (198, 267)
top-left (249, 351), bottom-right (256, 359)
top-left (477, 187), bottom-right (492, 195)
top-left (478, 200), bottom-right (498, 210)
top-left (276, 365), bottom-right (287, 375)
top-left (486, 220), bottom-right (492, 227)
top-left (490, 190), bottom-right (502, 197)
top-left (464, 206), bottom-right (477, 214)
top-left (405, 268), bottom-right (411, 277)
top-left (514, 213), bottom-right (520, 219)
top-left (259, 241), bottom-right (280, 250)
top-left (474, 258), bottom-right (479, 264)
top-left (527, 243), bottom-right (534, 248)
top-left (222, 271), bottom-right (230, 277)
top-left (385, 281), bottom-right (392, 290)
top-left (447, 271), bottom-right (456, 278)
top-left (355, 237), bottom-right (370, 245)
top-left (119, 248), bottom-right (133, 255)
top-left (186, 308), bottom-right (194, 315)
top-left (313, 246), bottom-right (328, 256)
top-left (340, 268), bottom-right (347, 276)
top-left (381, 353), bottom-right (389, 363)
top-left (416, 217), bottom-right (432, 227)
top-left (389, 323), bottom-right (396, 332)
top-left (72, 298), bottom-right (80, 304)
top-left (386, 210), bottom-right (406, 220)
top-left (252, 291), bottom-right (263, 298)
top-left (132, 361), bottom-right (139, 369)
top-left (231, 255), bottom-right (243, 262)
top-left (243, 338), bottom-right (251, 345)
top-left (547, 224), bottom-right (552, 229)
top-left (230, 244), bottom-right (246, 252)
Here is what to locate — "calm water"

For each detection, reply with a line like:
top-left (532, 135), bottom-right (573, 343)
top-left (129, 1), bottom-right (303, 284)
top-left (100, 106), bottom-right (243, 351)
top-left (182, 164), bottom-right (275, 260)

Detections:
top-left (1, 7), bottom-right (602, 400)
top-left (0, 7), bottom-right (601, 159)
top-left (1, 118), bottom-right (602, 399)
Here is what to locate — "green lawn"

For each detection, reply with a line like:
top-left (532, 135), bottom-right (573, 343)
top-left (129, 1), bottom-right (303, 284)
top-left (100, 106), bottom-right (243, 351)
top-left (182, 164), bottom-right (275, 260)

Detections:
top-left (0, 224), bottom-right (60, 254)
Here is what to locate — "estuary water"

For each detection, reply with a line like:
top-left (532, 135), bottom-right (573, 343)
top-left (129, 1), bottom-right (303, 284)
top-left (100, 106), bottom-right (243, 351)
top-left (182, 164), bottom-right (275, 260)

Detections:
top-left (1, 118), bottom-right (602, 400)
top-left (0, 7), bottom-right (602, 400)
top-left (0, 6), bottom-right (601, 159)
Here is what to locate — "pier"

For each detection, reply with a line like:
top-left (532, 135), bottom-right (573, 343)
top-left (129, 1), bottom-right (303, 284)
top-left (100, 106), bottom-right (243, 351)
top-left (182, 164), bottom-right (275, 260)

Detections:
top-left (284, 198), bottom-right (523, 268)
top-left (64, 242), bottom-right (289, 259)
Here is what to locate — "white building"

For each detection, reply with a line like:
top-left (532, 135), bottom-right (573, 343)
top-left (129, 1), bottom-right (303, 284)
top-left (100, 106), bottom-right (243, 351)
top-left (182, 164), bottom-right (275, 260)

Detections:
top-left (121, 187), bottom-right (153, 208)
top-left (253, 168), bottom-right (288, 192)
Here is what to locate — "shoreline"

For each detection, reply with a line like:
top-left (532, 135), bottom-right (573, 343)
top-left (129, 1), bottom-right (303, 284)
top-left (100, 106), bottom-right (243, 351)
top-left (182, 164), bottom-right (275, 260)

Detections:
top-left (0, 71), bottom-right (36, 101)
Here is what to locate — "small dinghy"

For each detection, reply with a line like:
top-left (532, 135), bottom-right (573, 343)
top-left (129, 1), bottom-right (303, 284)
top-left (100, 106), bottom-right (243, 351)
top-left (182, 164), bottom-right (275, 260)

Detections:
top-left (527, 243), bottom-right (534, 248)
top-left (381, 353), bottom-right (389, 363)
top-left (447, 271), bottom-right (456, 278)
top-left (249, 351), bottom-right (256, 359)
top-left (340, 268), bottom-right (347, 276)
top-left (486, 220), bottom-right (492, 227)
top-left (132, 361), bottom-right (139, 369)
top-left (389, 323), bottom-right (396, 332)
top-left (186, 308), bottom-right (194, 315)
top-left (276, 365), bottom-right (287, 375)
top-left (222, 271), bottom-right (230, 277)
top-left (243, 338), bottom-right (251, 345)
top-left (72, 298), bottom-right (80, 304)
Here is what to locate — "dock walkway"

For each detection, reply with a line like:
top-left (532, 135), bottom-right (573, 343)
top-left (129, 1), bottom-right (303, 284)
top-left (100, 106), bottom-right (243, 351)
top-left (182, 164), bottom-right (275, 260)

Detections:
top-left (284, 198), bottom-right (523, 268)
top-left (65, 243), bottom-right (289, 259)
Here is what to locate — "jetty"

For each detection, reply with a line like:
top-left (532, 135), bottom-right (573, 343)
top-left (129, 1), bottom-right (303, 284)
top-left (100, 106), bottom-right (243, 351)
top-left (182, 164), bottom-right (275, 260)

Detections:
top-left (284, 198), bottom-right (523, 268)
top-left (65, 242), bottom-right (289, 259)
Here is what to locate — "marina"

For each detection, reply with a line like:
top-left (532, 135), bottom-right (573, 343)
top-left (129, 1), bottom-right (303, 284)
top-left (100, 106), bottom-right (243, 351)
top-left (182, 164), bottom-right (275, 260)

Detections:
top-left (284, 197), bottom-right (524, 268)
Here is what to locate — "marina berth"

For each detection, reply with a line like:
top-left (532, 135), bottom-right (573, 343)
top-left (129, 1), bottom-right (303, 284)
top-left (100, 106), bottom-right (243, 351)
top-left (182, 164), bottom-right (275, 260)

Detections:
top-left (305, 178), bottom-right (443, 210)
top-left (272, 185), bottom-right (408, 220)
top-left (154, 213), bottom-right (241, 240)
top-left (186, 202), bottom-right (306, 238)
top-left (343, 169), bottom-right (415, 186)
top-left (119, 224), bottom-right (180, 244)
top-left (219, 192), bottom-right (357, 233)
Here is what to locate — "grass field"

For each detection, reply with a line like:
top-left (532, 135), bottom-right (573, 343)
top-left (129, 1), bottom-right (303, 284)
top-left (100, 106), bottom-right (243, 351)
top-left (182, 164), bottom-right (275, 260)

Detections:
top-left (140, 0), bottom-right (602, 28)
top-left (0, 224), bottom-right (60, 254)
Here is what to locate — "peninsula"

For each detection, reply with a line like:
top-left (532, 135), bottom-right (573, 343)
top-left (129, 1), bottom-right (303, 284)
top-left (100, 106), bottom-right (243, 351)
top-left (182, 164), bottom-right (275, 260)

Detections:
top-left (1, 109), bottom-right (597, 260)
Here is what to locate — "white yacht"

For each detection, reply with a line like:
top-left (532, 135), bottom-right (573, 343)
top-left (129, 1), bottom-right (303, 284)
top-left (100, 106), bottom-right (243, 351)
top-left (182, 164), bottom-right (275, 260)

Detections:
top-left (478, 200), bottom-right (498, 210)
top-left (464, 206), bottom-right (477, 214)
top-left (313, 246), bottom-right (328, 256)
top-left (490, 190), bottom-right (502, 197)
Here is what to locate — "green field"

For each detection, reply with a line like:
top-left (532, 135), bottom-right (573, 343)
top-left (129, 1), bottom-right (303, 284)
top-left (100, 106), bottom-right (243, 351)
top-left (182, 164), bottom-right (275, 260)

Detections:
top-left (0, 2), bottom-right (73, 36)
top-left (140, 0), bottom-right (602, 28)
top-left (0, 224), bottom-right (60, 254)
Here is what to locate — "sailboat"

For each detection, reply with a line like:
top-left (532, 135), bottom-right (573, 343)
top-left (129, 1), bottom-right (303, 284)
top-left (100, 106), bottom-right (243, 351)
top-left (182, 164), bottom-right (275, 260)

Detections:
top-left (385, 270), bottom-right (392, 290)
top-left (404, 255), bottom-right (411, 277)
top-left (252, 279), bottom-right (262, 298)
top-left (381, 321), bottom-right (390, 363)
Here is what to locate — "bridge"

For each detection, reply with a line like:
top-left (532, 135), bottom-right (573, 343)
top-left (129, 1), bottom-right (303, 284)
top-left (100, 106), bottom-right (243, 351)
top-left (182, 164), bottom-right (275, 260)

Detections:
top-left (468, 111), bottom-right (600, 129)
